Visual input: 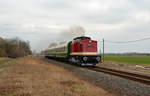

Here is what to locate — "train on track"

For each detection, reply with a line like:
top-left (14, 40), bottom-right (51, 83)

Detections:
top-left (44, 36), bottom-right (101, 66)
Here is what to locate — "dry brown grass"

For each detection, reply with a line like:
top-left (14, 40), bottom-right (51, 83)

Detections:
top-left (0, 56), bottom-right (115, 96)
top-left (0, 58), bottom-right (13, 70)
top-left (0, 58), bottom-right (10, 63)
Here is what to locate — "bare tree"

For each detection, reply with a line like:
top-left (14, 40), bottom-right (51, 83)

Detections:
top-left (0, 37), bottom-right (6, 57)
top-left (0, 37), bottom-right (32, 58)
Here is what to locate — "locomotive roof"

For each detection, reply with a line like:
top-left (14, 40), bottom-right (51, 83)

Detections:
top-left (73, 36), bottom-right (91, 40)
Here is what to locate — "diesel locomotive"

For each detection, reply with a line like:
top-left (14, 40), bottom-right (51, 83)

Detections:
top-left (44, 36), bottom-right (101, 66)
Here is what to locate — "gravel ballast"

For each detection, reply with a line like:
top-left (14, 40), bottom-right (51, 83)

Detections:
top-left (47, 59), bottom-right (150, 96)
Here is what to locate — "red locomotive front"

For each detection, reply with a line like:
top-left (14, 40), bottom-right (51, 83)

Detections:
top-left (69, 36), bottom-right (101, 66)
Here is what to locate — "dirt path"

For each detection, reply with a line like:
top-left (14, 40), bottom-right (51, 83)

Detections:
top-left (0, 56), bottom-right (115, 96)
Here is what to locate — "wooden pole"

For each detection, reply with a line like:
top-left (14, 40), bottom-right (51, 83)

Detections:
top-left (103, 39), bottom-right (104, 62)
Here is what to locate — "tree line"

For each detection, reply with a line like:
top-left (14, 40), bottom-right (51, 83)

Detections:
top-left (0, 37), bottom-right (32, 58)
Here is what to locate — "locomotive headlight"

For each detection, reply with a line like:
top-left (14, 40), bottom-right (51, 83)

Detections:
top-left (96, 57), bottom-right (100, 61)
top-left (83, 57), bottom-right (88, 61)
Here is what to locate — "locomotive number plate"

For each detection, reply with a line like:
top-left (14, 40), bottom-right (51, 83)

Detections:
top-left (87, 43), bottom-right (93, 47)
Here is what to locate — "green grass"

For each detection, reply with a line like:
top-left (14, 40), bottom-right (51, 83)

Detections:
top-left (104, 55), bottom-right (150, 66)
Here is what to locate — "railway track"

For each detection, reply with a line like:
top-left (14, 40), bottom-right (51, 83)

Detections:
top-left (86, 66), bottom-right (150, 85)
top-left (44, 58), bottom-right (150, 85)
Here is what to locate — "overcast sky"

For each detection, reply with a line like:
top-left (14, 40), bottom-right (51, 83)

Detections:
top-left (0, 0), bottom-right (150, 53)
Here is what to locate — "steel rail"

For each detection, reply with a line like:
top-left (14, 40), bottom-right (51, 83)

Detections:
top-left (86, 66), bottom-right (150, 85)
top-left (44, 58), bottom-right (150, 85)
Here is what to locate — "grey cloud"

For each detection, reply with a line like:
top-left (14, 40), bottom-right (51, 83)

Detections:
top-left (37, 0), bottom-right (72, 10)
top-left (129, 0), bottom-right (150, 10)
top-left (82, 1), bottom-right (136, 24)
top-left (0, 0), bottom-right (150, 52)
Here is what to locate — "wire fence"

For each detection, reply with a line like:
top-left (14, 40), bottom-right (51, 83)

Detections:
top-left (98, 37), bottom-right (150, 54)
top-left (105, 37), bottom-right (150, 44)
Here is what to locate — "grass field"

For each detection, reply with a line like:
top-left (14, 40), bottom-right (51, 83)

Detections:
top-left (104, 55), bottom-right (150, 66)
